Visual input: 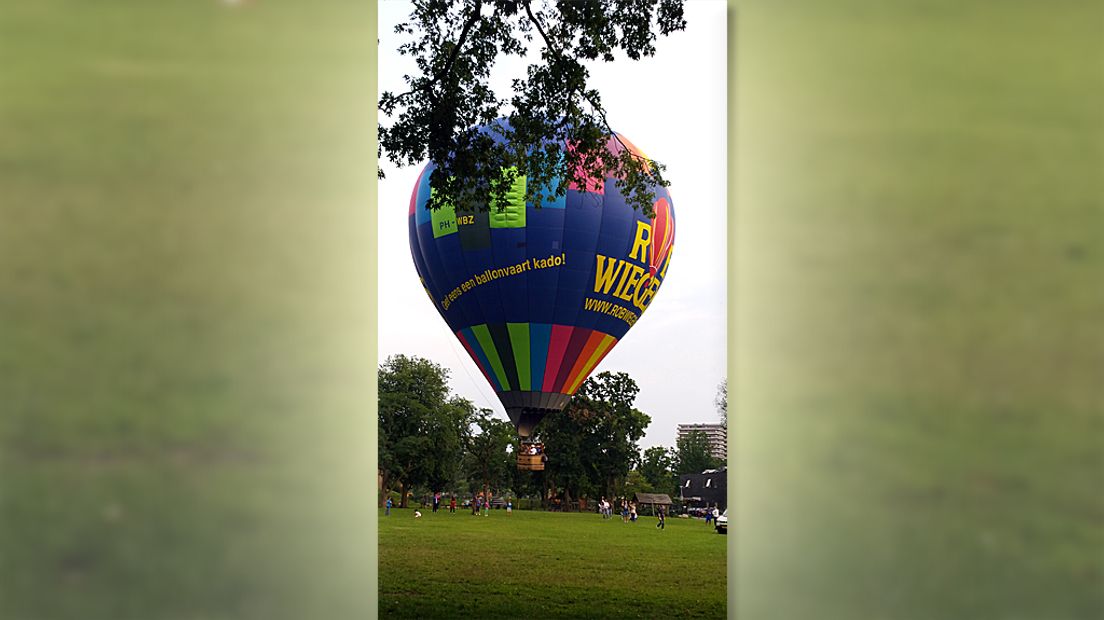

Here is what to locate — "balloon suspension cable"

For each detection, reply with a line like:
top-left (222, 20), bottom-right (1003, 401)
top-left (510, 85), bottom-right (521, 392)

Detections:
top-left (444, 330), bottom-right (497, 411)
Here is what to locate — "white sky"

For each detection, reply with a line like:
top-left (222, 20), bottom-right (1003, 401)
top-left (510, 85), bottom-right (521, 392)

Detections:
top-left (377, 0), bottom-right (727, 450)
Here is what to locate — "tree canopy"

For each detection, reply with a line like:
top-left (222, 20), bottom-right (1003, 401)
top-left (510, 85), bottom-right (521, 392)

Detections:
top-left (463, 408), bottom-right (516, 495)
top-left (378, 354), bottom-right (475, 506)
top-left (378, 356), bottom-right (662, 509)
top-left (638, 445), bottom-right (677, 497)
top-left (674, 429), bottom-right (722, 475)
top-left (538, 370), bottom-right (650, 504)
top-left (379, 0), bottom-right (687, 217)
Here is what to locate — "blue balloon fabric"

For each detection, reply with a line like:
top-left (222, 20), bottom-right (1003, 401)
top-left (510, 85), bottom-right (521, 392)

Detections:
top-left (408, 123), bottom-right (675, 436)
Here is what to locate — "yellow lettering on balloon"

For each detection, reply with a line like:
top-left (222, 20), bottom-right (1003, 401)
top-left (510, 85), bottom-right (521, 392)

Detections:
top-left (611, 259), bottom-right (636, 298)
top-left (593, 255), bottom-right (623, 294)
top-left (628, 221), bottom-right (652, 264)
top-left (631, 273), bottom-right (652, 310)
top-left (617, 265), bottom-right (646, 302)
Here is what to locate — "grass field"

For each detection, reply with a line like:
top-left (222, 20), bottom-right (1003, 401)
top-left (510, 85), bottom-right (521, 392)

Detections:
top-left (378, 508), bottom-right (726, 618)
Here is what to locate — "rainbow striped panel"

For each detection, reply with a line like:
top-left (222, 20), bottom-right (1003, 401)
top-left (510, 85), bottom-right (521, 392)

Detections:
top-left (456, 323), bottom-right (618, 397)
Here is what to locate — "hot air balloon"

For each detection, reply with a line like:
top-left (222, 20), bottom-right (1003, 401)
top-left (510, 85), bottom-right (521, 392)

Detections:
top-left (408, 123), bottom-right (675, 470)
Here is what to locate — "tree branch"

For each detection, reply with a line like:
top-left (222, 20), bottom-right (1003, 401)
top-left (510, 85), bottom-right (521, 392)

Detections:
top-left (385, 0), bottom-right (485, 104)
top-left (523, 1), bottom-right (660, 176)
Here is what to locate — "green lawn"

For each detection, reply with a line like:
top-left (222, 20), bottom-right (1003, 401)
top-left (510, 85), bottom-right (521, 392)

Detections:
top-left (378, 508), bottom-right (727, 618)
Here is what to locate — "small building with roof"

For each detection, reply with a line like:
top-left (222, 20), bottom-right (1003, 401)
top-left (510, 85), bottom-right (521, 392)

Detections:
top-left (678, 467), bottom-right (727, 511)
top-left (632, 492), bottom-right (674, 516)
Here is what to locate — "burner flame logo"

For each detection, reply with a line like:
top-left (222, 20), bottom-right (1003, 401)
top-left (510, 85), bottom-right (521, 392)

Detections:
top-left (649, 197), bottom-right (674, 277)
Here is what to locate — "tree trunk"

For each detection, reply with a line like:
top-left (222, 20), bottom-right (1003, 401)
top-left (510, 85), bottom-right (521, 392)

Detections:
top-left (399, 481), bottom-right (408, 508)
top-left (380, 470), bottom-right (391, 507)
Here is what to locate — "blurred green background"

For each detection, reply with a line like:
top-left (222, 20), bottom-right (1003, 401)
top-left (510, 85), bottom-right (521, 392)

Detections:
top-left (1, 0), bottom-right (1100, 619)
top-left (734, 1), bottom-right (1102, 619)
top-left (1, 1), bottom-right (376, 618)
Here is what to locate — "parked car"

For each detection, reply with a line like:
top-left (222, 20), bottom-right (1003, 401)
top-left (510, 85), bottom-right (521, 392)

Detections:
top-left (715, 508), bottom-right (728, 534)
top-left (684, 506), bottom-right (708, 519)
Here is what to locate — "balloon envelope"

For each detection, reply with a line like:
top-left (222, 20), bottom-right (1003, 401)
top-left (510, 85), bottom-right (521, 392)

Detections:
top-left (408, 126), bottom-right (675, 436)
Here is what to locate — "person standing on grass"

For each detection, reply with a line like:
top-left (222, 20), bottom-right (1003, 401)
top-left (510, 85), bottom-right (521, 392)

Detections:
top-left (656, 505), bottom-right (666, 530)
top-left (449, 495), bottom-right (456, 513)
top-left (705, 506), bottom-right (712, 525)
top-left (506, 499), bottom-right (512, 516)
top-left (630, 502), bottom-right (638, 523)
top-left (385, 496), bottom-right (392, 516)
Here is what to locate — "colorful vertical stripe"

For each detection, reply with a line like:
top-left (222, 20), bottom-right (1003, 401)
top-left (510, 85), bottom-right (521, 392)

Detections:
top-left (552, 327), bottom-right (592, 393)
top-left (457, 328), bottom-right (500, 391)
top-left (543, 324), bottom-right (575, 393)
top-left (562, 330), bottom-right (607, 396)
top-left (470, 324), bottom-right (511, 391)
top-left (455, 323), bottom-right (615, 396)
top-left (528, 323), bottom-right (552, 392)
top-left (567, 333), bottom-right (617, 394)
top-left (506, 322), bottom-right (531, 391)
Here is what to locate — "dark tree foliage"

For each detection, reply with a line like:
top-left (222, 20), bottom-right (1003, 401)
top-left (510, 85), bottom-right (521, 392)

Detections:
top-left (538, 371), bottom-right (650, 504)
top-left (638, 444), bottom-right (677, 497)
top-left (675, 429), bottom-right (722, 475)
top-left (378, 354), bottom-right (475, 507)
top-left (463, 408), bottom-right (516, 496)
top-left (379, 0), bottom-right (687, 217)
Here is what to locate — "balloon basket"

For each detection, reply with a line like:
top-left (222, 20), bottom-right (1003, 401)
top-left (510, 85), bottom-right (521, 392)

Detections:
top-left (517, 441), bottom-right (546, 471)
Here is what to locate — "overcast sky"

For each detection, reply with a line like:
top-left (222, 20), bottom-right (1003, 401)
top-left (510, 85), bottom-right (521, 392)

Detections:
top-left (377, 0), bottom-right (727, 450)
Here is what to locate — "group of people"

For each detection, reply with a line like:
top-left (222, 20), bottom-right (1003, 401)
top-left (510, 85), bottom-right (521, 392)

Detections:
top-left (427, 493), bottom-right (461, 514)
top-left (387, 493), bottom-right (514, 517)
top-left (597, 497), bottom-right (635, 521)
top-left (471, 493), bottom-right (488, 516)
top-left (598, 497), bottom-right (613, 519)
top-left (596, 497), bottom-right (665, 529)
top-left (389, 492), bottom-right (715, 529)
top-left (470, 493), bottom-right (512, 516)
